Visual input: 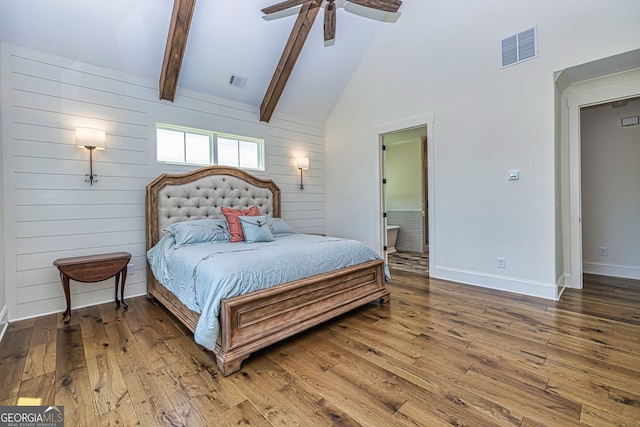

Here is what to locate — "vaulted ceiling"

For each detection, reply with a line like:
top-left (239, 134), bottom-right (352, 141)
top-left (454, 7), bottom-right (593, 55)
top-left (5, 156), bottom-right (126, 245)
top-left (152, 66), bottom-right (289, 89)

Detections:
top-left (0, 0), bottom-right (402, 124)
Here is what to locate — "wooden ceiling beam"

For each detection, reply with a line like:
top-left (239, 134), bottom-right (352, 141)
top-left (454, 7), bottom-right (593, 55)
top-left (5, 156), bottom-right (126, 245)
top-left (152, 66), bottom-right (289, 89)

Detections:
top-left (159, 0), bottom-right (197, 102)
top-left (260, 0), bottom-right (322, 123)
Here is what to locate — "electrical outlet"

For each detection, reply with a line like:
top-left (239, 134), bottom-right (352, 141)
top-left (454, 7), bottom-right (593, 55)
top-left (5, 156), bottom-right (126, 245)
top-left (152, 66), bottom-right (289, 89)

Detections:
top-left (127, 263), bottom-right (134, 275)
top-left (497, 257), bottom-right (506, 269)
top-left (599, 247), bottom-right (608, 256)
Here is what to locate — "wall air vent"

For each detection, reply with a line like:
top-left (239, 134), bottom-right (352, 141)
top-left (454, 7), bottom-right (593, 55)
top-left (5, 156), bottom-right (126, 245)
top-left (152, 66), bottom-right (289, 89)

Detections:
top-left (501, 27), bottom-right (537, 68)
top-left (228, 74), bottom-right (248, 89)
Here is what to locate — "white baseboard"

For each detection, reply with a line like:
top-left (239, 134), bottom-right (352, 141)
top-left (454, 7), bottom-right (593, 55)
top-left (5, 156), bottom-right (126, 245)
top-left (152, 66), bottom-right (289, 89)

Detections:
top-left (583, 262), bottom-right (640, 280)
top-left (431, 266), bottom-right (561, 300)
top-left (556, 273), bottom-right (569, 287)
top-left (556, 274), bottom-right (569, 297)
top-left (0, 305), bottom-right (8, 344)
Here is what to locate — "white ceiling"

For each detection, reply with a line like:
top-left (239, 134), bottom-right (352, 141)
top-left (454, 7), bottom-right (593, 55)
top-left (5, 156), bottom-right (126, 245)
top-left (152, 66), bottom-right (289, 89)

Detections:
top-left (0, 0), bottom-right (402, 123)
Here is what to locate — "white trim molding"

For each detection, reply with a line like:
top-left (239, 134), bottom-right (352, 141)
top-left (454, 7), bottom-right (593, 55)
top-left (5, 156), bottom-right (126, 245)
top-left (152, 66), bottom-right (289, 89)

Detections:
top-left (583, 263), bottom-right (640, 281)
top-left (433, 266), bottom-right (561, 301)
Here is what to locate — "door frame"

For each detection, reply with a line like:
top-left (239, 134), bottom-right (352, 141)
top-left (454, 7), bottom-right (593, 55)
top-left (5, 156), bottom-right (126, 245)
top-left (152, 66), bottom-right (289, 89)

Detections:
top-left (562, 70), bottom-right (640, 288)
top-left (421, 135), bottom-right (429, 253)
top-left (377, 113), bottom-right (435, 268)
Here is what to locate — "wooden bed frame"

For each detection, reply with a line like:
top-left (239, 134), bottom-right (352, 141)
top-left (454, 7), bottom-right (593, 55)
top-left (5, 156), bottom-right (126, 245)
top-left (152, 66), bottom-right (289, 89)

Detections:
top-left (146, 166), bottom-right (390, 376)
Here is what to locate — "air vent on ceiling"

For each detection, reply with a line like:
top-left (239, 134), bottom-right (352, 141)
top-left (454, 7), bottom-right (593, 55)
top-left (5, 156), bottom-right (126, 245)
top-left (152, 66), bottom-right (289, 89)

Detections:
top-left (228, 74), bottom-right (248, 90)
top-left (501, 27), bottom-right (537, 68)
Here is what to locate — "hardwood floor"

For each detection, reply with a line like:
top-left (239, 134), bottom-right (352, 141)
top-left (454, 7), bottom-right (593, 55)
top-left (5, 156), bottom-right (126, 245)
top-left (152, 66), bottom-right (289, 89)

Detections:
top-left (1, 271), bottom-right (639, 426)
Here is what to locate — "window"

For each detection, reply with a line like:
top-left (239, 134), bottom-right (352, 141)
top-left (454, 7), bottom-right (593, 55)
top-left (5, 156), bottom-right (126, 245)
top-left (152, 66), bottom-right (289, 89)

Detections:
top-left (156, 124), bottom-right (264, 170)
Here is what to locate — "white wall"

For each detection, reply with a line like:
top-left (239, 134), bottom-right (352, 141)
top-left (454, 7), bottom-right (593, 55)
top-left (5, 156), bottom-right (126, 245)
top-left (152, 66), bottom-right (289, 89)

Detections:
top-left (0, 42), bottom-right (326, 322)
top-left (326, 0), bottom-right (640, 299)
top-left (581, 98), bottom-right (640, 279)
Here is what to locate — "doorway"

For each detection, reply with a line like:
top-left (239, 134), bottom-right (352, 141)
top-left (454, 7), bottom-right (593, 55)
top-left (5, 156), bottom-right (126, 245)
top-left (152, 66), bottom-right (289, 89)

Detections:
top-left (580, 97), bottom-right (640, 281)
top-left (382, 125), bottom-right (429, 275)
top-left (562, 66), bottom-right (640, 289)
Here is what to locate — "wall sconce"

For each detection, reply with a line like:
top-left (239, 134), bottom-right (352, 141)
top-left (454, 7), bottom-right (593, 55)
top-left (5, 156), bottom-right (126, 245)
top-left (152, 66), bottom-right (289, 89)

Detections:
top-left (76, 127), bottom-right (106, 185)
top-left (296, 157), bottom-right (309, 190)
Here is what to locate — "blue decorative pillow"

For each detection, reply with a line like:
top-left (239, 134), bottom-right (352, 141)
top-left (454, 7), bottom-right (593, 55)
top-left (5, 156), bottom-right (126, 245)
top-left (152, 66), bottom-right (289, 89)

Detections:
top-left (267, 218), bottom-right (296, 236)
top-left (164, 219), bottom-right (230, 248)
top-left (238, 215), bottom-right (274, 243)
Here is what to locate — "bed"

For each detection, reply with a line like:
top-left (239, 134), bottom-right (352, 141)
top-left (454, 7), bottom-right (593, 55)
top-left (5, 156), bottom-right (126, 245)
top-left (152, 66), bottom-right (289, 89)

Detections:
top-left (146, 166), bottom-right (390, 376)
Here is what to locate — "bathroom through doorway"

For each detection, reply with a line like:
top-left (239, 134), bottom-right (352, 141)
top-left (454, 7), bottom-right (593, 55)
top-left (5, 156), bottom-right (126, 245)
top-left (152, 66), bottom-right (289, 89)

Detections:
top-left (381, 125), bottom-right (429, 275)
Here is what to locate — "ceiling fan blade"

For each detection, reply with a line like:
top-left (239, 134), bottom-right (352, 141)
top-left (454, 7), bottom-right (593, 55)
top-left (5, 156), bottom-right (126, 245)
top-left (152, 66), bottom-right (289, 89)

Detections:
top-left (344, 1), bottom-right (401, 23)
top-left (324, 2), bottom-right (337, 42)
top-left (346, 0), bottom-right (402, 13)
top-left (262, 0), bottom-right (306, 15)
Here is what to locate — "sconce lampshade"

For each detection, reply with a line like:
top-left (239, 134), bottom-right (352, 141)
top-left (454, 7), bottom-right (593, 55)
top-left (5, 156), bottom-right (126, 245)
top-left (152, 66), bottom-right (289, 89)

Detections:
top-left (76, 128), bottom-right (106, 150)
top-left (296, 157), bottom-right (309, 170)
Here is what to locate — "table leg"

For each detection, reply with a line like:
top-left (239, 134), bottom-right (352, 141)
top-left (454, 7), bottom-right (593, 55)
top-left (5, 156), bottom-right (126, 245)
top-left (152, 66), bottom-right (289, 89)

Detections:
top-left (120, 267), bottom-right (128, 309)
top-left (114, 271), bottom-right (120, 306)
top-left (114, 271), bottom-right (121, 307)
top-left (60, 272), bottom-right (71, 323)
top-left (115, 268), bottom-right (128, 309)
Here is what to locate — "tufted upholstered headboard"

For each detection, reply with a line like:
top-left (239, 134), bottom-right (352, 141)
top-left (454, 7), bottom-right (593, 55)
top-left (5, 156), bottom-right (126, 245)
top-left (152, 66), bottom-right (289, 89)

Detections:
top-left (146, 166), bottom-right (281, 251)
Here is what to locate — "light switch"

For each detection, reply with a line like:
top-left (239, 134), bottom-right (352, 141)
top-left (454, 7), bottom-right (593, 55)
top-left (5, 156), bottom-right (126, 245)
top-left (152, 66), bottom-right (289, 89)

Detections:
top-left (508, 170), bottom-right (519, 180)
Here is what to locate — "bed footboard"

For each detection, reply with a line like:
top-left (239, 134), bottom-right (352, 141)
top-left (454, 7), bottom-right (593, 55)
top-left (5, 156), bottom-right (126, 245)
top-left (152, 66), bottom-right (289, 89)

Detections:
top-left (215, 259), bottom-right (388, 376)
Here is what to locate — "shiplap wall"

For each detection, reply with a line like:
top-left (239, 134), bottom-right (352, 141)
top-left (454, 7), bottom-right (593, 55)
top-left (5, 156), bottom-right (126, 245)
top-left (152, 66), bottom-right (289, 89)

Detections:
top-left (1, 42), bottom-right (326, 322)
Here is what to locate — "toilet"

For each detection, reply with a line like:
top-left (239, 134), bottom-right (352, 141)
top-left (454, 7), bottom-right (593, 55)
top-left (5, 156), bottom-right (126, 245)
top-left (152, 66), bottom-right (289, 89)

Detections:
top-left (386, 225), bottom-right (400, 254)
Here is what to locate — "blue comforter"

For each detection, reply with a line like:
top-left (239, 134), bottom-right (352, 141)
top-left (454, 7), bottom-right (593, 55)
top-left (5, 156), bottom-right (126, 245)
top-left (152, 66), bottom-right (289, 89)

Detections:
top-left (147, 233), bottom-right (389, 350)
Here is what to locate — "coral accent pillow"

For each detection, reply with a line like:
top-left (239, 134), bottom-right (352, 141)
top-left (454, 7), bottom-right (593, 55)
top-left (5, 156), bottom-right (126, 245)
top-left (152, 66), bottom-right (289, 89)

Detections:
top-left (221, 206), bottom-right (260, 242)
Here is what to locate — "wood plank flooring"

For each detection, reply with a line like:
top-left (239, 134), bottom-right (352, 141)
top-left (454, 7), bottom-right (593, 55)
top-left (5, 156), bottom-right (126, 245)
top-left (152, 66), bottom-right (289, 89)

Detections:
top-left (1, 271), bottom-right (639, 426)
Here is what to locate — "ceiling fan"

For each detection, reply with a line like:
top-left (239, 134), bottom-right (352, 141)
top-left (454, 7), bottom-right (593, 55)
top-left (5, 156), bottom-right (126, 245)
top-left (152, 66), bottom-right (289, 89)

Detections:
top-left (262, 0), bottom-right (403, 42)
top-left (258, 0), bottom-right (402, 122)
